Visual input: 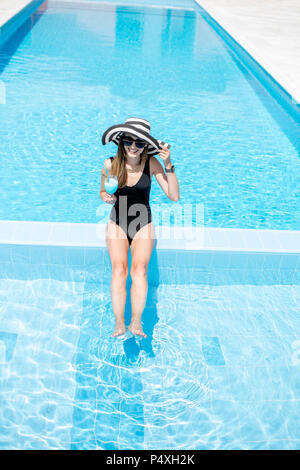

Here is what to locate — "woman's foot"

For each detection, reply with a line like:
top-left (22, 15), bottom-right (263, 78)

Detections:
top-left (111, 321), bottom-right (126, 338)
top-left (128, 320), bottom-right (147, 338)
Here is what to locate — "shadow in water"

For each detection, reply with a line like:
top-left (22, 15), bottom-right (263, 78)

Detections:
top-left (124, 240), bottom-right (160, 361)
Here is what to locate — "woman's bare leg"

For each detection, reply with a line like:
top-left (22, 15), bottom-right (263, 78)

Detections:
top-left (106, 221), bottom-right (130, 337)
top-left (129, 223), bottom-right (156, 338)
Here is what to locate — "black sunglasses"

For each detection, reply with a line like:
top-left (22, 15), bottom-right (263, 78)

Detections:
top-left (121, 136), bottom-right (147, 149)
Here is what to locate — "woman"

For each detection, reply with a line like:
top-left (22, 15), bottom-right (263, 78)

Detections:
top-left (100, 117), bottom-right (179, 338)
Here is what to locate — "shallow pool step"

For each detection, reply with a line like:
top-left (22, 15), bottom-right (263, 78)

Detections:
top-left (0, 243), bottom-right (300, 286)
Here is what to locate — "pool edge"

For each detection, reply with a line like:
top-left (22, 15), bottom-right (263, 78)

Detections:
top-left (0, 220), bottom-right (300, 255)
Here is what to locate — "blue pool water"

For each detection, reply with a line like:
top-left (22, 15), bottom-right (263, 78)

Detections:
top-left (0, 246), bottom-right (300, 450)
top-left (0, 0), bottom-right (299, 229)
top-left (0, 0), bottom-right (300, 451)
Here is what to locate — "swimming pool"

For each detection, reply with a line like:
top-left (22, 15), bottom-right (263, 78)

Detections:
top-left (0, 0), bottom-right (300, 451)
top-left (1, 242), bottom-right (300, 450)
top-left (0, 0), bottom-right (299, 229)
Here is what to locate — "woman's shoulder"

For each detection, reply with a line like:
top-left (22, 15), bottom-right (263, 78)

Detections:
top-left (104, 156), bottom-right (115, 169)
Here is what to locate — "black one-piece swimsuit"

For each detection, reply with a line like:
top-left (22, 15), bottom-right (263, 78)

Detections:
top-left (109, 156), bottom-right (152, 245)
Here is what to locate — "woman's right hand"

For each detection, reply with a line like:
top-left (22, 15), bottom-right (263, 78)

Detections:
top-left (100, 191), bottom-right (117, 204)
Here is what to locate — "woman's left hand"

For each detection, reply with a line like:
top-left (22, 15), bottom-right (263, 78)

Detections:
top-left (158, 144), bottom-right (171, 165)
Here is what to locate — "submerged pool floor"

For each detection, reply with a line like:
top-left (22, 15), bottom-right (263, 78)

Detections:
top-left (0, 271), bottom-right (299, 449)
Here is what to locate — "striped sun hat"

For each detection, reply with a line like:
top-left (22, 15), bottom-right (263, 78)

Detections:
top-left (101, 117), bottom-right (170, 156)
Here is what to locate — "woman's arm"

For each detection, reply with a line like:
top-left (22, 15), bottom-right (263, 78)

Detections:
top-left (150, 155), bottom-right (179, 202)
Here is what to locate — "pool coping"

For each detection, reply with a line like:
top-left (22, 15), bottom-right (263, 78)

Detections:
top-left (1, 220), bottom-right (300, 255)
